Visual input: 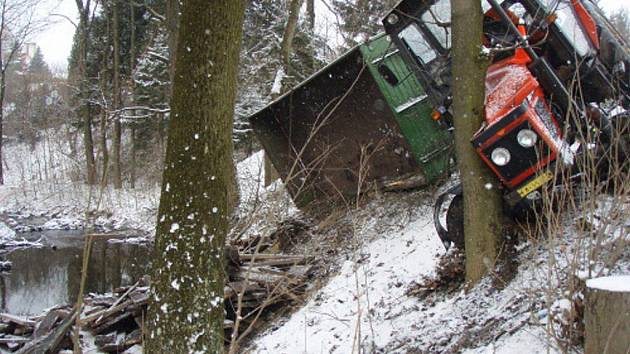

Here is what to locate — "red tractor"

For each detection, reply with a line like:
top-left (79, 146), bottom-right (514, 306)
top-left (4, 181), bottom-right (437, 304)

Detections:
top-left (382, 0), bottom-right (630, 247)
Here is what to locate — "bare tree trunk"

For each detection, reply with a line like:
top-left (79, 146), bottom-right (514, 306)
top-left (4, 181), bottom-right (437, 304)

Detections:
top-left (280, 0), bottom-right (304, 69)
top-left (165, 0), bottom-right (180, 86)
top-left (77, 0), bottom-right (97, 185)
top-left (306, 0), bottom-right (315, 31)
top-left (0, 77), bottom-right (5, 185)
top-left (99, 108), bottom-right (109, 186)
top-left (265, 0), bottom-right (304, 186)
top-left (145, 1), bottom-right (246, 352)
top-left (451, 0), bottom-right (503, 284)
top-left (129, 0), bottom-right (136, 189)
top-left (112, 0), bottom-right (123, 188)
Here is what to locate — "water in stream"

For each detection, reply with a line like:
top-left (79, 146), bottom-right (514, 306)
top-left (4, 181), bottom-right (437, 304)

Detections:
top-left (0, 231), bottom-right (151, 316)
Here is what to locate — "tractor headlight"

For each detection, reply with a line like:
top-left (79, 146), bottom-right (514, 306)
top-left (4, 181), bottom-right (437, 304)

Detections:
top-left (491, 147), bottom-right (511, 166)
top-left (517, 129), bottom-right (537, 148)
top-left (386, 13), bottom-right (399, 25)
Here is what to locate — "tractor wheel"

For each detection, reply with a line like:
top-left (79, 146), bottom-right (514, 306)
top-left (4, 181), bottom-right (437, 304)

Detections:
top-left (446, 194), bottom-right (465, 250)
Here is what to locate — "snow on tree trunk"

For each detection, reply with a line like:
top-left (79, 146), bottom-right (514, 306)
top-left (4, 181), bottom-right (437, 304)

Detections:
top-left (145, 1), bottom-right (246, 353)
top-left (585, 276), bottom-right (630, 354)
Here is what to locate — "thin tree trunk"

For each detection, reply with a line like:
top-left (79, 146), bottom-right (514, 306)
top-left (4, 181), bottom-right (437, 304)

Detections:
top-left (77, 1), bottom-right (97, 185)
top-left (112, 0), bottom-right (123, 188)
top-left (265, 0), bottom-right (304, 186)
top-left (280, 0), bottom-right (304, 69)
top-left (129, 0), bottom-right (136, 189)
top-left (145, 1), bottom-right (246, 352)
top-left (165, 0), bottom-right (180, 86)
top-left (451, 0), bottom-right (503, 284)
top-left (0, 78), bottom-right (5, 185)
top-left (99, 108), bottom-right (109, 186)
top-left (306, 0), bottom-right (315, 31)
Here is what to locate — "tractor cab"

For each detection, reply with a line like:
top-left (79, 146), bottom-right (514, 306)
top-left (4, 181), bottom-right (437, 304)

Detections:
top-left (383, 0), bottom-right (630, 245)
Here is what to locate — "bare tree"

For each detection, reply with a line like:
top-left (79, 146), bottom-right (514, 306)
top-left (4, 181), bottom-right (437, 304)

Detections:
top-left (0, 0), bottom-right (45, 185)
top-left (111, 0), bottom-right (122, 188)
top-left (451, 0), bottom-right (503, 284)
top-left (73, 0), bottom-right (98, 185)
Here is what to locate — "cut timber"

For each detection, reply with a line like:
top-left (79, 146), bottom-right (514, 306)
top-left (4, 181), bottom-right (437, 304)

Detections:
top-left (33, 311), bottom-right (61, 338)
top-left (16, 310), bottom-right (77, 354)
top-left (0, 314), bottom-right (36, 328)
top-left (585, 275), bottom-right (630, 354)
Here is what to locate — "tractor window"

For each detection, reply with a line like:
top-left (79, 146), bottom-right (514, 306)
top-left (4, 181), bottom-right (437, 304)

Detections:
top-left (421, 0), bottom-right (451, 49)
top-left (540, 0), bottom-right (592, 57)
top-left (399, 23), bottom-right (438, 64)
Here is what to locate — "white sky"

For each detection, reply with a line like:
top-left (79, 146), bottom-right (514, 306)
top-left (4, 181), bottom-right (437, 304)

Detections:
top-left (34, 0), bottom-right (630, 72)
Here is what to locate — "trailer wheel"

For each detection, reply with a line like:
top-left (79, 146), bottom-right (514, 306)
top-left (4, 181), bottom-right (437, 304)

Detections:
top-left (446, 194), bottom-right (465, 250)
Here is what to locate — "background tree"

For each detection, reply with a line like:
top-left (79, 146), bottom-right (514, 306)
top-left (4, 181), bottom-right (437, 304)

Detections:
top-left (451, 0), bottom-right (503, 284)
top-left (609, 8), bottom-right (630, 39)
top-left (0, 0), bottom-right (44, 185)
top-left (145, 1), bottom-right (246, 352)
top-left (331, 0), bottom-right (398, 49)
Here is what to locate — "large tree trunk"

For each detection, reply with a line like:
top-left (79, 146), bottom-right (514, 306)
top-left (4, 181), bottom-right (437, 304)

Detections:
top-left (145, 1), bottom-right (246, 353)
top-left (585, 276), bottom-right (630, 354)
top-left (112, 0), bottom-right (123, 189)
top-left (451, 0), bottom-right (503, 284)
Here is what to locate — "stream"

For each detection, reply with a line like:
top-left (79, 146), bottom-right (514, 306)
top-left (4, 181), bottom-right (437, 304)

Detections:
top-left (0, 230), bottom-right (151, 316)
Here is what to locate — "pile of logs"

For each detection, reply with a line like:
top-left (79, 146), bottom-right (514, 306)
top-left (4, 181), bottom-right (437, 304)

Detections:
top-left (0, 252), bottom-right (312, 353)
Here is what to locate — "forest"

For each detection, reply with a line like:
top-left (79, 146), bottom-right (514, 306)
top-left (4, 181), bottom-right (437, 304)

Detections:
top-left (0, 0), bottom-right (628, 353)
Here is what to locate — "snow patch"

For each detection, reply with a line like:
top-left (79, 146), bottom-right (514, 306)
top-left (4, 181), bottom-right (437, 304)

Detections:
top-left (586, 276), bottom-right (630, 292)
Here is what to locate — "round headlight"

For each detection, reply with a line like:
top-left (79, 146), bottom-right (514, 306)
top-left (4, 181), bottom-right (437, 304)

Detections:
top-left (386, 13), bottom-right (399, 25)
top-left (491, 147), bottom-right (511, 166)
top-left (517, 129), bottom-right (537, 148)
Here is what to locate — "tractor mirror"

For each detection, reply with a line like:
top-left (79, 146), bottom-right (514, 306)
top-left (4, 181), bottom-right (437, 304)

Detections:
top-left (378, 64), bottom-right (399, 86)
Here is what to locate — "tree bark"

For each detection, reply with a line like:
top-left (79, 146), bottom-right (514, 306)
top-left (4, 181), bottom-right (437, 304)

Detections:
top-left (112, 0), bottom-right (123, 189)
top-left (306, 0), bottom-right (315, 31)
top-left (129, 0), bottom-right (136, 189)
top-left (265, 0), bottom-right (304, 186)
top-left (165, 0), bottom-right (180, 87)
top-left (451, 0), bottom-right (503, 284)
top-left (585, 276), bottom-right (630, 354)
top-left (76, 0), bottom-right (97, 185)
top-left (0, 75), bottom-right (5, 185)
top-left (145, 1), bottom-right (246, 353)
top-left (280, 0), bottom-right (304, 69)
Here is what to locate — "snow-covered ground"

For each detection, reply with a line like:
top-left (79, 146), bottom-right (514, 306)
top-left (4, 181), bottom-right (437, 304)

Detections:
top-left (246, 191), bottom-right (562, 354)
top-left (0, 134), bottom-right (284, 241)
top-left (1, 134), bottom-right (628, 354)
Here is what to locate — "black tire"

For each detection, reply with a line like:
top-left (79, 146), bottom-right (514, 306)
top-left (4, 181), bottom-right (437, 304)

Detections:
top-left (446, 194), bottom-right (465, 250)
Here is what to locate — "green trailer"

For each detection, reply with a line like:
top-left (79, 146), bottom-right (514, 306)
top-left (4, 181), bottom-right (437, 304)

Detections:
top-left (249, 33), bottom-right (452, 209)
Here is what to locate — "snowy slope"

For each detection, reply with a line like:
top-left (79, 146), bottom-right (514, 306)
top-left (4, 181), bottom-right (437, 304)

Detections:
top-left (247, 187), bottom-right (585, 354)
top-left (254, 211), bottom-right (444, 353)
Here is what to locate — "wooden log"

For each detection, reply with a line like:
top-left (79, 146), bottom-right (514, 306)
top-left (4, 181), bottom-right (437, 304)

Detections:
top-left (585, 275), bottom-right (630, 354)
top-left (33, 311), bottom-right (61, 338)
top-left (92, 312), bottom-right (133, 334)
top-left (98, 281), bottom-right (139, 323)
top-left (0, 314), bottom-right (35, 328)
top-left (16, 310), bottom-right (77, 354)
top-left (0, 323), bottom-right (12, 334)
top-left (81, 300), bottom-right (133, 325)
top-left (129, 290), bottom-right (149, 305)
top-left (0, 334), bottom-right (30, 344)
